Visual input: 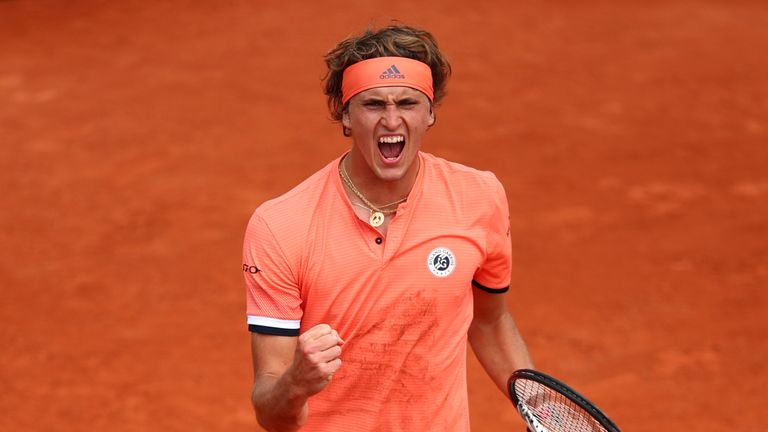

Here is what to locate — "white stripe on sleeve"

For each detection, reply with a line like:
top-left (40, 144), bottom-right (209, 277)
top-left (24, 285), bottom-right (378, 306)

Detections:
top-left (247, 315), bottom-right (301, 329)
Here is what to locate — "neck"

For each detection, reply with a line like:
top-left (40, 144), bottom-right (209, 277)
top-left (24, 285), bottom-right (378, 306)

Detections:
top-left (342, 151), bottom-right (418, 207)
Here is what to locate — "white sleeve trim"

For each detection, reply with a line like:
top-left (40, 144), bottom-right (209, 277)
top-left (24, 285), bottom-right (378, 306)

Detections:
top-left (247, 315), bottom-right (301, 329)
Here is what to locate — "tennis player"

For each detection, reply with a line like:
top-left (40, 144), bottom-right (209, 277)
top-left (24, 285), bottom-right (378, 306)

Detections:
top-left (243, 24), bottom-right (534, 431)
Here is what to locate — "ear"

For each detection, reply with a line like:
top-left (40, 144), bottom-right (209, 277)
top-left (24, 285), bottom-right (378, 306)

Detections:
top-left (427, 106), bottom-right (435, 127)
top-left (342, 109), bottom-right (351, 129)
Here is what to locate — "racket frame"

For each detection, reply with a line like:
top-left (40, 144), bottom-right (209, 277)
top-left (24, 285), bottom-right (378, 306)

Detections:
top-left (508, 368), bottom-right (621, 432)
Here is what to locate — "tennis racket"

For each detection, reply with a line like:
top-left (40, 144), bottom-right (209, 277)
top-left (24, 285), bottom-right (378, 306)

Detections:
top-left (508, 369), bottom-right (621, 432)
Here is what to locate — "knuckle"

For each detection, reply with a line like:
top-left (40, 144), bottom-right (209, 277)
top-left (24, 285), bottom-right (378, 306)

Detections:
top-left (305, 352), bottom-right (322, 365)
top-left (330, 358), bottom-right (342, 371)
top-left (300, 344), bottom-right (315, 356)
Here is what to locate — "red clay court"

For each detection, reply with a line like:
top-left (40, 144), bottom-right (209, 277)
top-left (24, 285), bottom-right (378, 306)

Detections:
top-left (1, 1), bottom-right (766, 431)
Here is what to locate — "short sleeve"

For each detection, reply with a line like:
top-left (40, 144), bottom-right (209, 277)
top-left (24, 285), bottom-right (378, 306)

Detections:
top-left (472, 178), bottom-right (512, 293)
top-left (243, 212), bottom-right (303, 335)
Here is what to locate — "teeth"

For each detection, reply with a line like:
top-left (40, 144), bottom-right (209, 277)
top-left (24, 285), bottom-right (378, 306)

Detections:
top-left (378, 135), bottom-right (404, 144)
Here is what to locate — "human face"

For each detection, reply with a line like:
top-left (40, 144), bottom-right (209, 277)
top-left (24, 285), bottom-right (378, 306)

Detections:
top-left (342, 86), bottom-right (435, 183)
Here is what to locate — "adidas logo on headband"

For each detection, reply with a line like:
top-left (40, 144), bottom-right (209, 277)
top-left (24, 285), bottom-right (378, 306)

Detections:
top-left (379, 64), bottom-right (406, 80)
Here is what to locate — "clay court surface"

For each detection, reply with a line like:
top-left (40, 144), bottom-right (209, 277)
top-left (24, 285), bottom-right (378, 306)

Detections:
top-left (1, 1), bottom-right (766, 430)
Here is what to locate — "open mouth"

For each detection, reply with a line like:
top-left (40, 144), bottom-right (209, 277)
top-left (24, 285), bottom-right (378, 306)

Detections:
top-left (378, 135), bottom-right (406, 161)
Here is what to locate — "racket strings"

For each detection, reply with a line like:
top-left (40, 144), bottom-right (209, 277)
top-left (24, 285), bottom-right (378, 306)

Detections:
top-left (515, 379), bottom-right (607, 432)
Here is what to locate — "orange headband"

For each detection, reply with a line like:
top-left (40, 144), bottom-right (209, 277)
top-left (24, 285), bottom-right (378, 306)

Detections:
top-left (341, 56), bottom-right (434, 104)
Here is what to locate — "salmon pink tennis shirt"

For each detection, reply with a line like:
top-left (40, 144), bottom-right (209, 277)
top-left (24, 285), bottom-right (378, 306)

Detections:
top-left (243, 151), bottom-right (512, 431)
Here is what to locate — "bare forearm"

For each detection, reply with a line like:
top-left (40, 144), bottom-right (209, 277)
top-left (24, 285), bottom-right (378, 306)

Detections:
top-left (250, 326), bottom-right (344, 431)
top-left (468, 311), bottom-right (534, 395)
top-left (251, 373), bottom-right (309, 432)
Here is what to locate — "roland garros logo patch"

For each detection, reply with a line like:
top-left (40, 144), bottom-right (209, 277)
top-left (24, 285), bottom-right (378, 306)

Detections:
top-left (427, 247), bottom-right (456, 277)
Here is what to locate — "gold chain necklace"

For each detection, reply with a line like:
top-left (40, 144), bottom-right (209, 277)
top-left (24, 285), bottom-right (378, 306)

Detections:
top-left (339, 157), bottom-right (407, 227)
top-left (352, 202), bottom-right (397, 215)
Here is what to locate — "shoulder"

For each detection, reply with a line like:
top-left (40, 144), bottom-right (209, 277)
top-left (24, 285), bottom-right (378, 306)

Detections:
top-left (420, 152), bottom-right (505, 197)
top-left (418, 152), bottom-right (508, 226)
top-left (247, 158), bottom-right (338, 244)
top-left (257, 159), bottom-right (337, 217)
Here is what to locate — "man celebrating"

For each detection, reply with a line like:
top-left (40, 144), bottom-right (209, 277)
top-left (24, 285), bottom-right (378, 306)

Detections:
top-left (243, 24), bottom-right (533, 431)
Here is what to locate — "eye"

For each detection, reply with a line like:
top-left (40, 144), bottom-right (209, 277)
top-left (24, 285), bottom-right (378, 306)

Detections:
top-left (362, 100), bottom-right (385, 108)
top-left (397, 99), bottom-right (419, 108)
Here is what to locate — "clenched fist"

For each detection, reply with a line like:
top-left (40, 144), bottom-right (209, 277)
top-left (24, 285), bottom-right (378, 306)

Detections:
top-left (288, 323), bottom-right (345, 397)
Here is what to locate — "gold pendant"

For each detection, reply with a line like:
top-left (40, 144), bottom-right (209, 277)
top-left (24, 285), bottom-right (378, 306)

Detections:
top-left (369, 211), bottom-right (384, 227)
